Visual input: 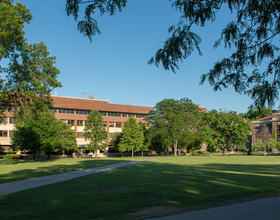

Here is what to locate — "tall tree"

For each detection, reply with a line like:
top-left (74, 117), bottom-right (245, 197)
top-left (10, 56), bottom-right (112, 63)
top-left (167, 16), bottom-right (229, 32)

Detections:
top-left (243, 105), bottom-right (275, 120)
top-left (83, 109), bottom-right (108, 158)
top-left (118, 116), bottom-right (144, 157)
top-left (202, 110), bottom-right (251, 155)
top-left (138, 122), bottom-right (149, 156)
top-left (258, 124), bottom-right (272, 154)
top-left (1, 1), bottom-right (62, 120)
top-left (66, 0), bottom-right (280, 107)
top-left (149, 98), bottom-right (202, 157)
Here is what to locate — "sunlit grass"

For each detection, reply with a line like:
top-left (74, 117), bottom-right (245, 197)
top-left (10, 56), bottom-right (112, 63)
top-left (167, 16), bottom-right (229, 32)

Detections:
top-left (0, 157), bottom-right (146, 184)
top-left (0, 155), bottom-right (280, 220)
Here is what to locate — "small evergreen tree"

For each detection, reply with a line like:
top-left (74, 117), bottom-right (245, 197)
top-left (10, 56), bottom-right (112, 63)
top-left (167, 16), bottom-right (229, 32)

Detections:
top-left (83, 109), bottom-right (108, 159)
top-left (119, 116), bottom-right (144, 157)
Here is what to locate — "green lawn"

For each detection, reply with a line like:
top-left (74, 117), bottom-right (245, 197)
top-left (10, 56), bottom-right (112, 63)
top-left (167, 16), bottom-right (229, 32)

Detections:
top-left (0, 155), bottom-right (280, 220)
top-left (0, 157), bottom-right (139, 184)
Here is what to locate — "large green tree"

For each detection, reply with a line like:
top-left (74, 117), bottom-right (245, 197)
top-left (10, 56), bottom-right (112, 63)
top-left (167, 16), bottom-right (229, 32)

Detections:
top-left (1, 0), bottom-right (62, 120)
top-left (118, 116), bottom-right (144, 157)
top-left (11, 109), bottom-right (78, 160)
top-left (149, 98), bottom-right (202, 157)
top-left (242, 105), bottom-right (276, 120)
top-left (83, 109), bottom-right (108, 158)
top-left (66, 0), bottom-right (280, 108)
top-left (202, 110), bottom-right (251, 155)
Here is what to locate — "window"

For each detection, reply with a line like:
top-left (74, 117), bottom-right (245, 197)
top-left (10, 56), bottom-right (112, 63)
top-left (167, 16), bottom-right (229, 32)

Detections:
top-left (9, 130), bottom-right (14, 137)
top-left (136, 114), bottom-right (145, 118)
top-left (103, 121), bottom-right (107, 127)
top-left (8, 117), bottom-right (17, 124)
top-left (116, 122), bottom-right (121, 128)
top-left (66, 109), bottom-right (75, 114)
top-left (100, 111), bottom-right (107, 116)
top-left (128, 114), bottom-right (135, 117)
top-left (76, 110), bottom-right (90, 115)
top-left (0, 130), bottom-right (8, 137)
top-left (276, 115), bottom-right (280, 119)
top-left (122, 113), bottom-right (128, 117)
top-left (77, 132), bottom-right (84, 138)
top-left (67, 120), bottom-right (75, 126)
top-left (108, 112), bottom-right (121, 117)
top-left (109, 122), bottom-right (114, 127)
top-left (77, 120), bottom-right (84, 126)
top-left (49, 108), bottom-right (57, 113)
top-left (58, 109), bottom-right (67, 114)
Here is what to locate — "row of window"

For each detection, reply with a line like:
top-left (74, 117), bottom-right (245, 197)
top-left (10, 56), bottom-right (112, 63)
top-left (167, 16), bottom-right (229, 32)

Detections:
top-left (60, 119), bottom-right (123, 128)
top-left (76, 120), bottom-right (122, 128)
top-left (50, 108), bottom-right (146, 118)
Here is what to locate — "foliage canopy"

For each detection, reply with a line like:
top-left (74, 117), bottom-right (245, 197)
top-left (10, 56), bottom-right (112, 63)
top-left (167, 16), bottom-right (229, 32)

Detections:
top-left (66, 0), bottom-right (280, 108)
top-left (83, 109), bottom-right (108, 158)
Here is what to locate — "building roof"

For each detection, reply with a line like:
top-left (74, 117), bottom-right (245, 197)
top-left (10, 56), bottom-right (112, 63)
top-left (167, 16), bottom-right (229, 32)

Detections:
top-left (51, 96), bottom-right (154, 114)
top-left (255, 115), bottom-right (273, 121)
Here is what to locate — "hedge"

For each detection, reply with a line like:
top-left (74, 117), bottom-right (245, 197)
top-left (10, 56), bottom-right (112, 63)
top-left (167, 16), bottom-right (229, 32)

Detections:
top-left (2, 154), bottom-right (23, 159)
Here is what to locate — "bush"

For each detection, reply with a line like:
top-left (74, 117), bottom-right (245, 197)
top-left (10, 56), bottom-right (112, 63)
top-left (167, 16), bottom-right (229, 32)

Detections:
top-left (3, 154), bottom-right (23, 159)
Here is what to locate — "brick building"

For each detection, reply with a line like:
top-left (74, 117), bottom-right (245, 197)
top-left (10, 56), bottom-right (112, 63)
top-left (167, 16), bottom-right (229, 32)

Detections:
top-left (251, 111), bottom-right (280, 152)
top-left (0, 96), bottom-right (153, 156)
top-left (0, 96), bottom-right (207, 157)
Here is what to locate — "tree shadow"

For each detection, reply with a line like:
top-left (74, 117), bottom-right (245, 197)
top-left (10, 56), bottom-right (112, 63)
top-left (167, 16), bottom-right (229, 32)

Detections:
top-left (0, 158), bottom-right (133, 184)
top-left (0, 156), bottom-right (280, 220)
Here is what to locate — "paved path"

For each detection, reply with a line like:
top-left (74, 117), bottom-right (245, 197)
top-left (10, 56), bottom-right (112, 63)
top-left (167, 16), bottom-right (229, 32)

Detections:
top-left (0, 158), bottom-right (157, 196)
top-left (147, 196), bottom-right (280, 220)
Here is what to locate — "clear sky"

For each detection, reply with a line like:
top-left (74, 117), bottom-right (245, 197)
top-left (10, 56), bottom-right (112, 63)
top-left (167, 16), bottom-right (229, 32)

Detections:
top-left (14, 0), bottom-right (280, 113)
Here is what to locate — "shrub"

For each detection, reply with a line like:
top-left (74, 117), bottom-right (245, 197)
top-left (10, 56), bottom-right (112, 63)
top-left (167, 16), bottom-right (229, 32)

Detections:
top-left (3, 154), bottom-right (23, 159)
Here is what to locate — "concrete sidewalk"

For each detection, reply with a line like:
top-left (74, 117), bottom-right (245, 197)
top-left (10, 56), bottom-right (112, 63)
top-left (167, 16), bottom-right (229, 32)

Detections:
top-left (147, 196), bottom-right (280, 220)
top-left (0, 158), bottom-right (156, 196)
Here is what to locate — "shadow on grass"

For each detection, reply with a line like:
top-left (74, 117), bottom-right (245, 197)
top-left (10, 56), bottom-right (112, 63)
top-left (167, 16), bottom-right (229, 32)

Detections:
top-left (0, 158), bottom-right (135, 184)
top-left (0, 156), bottom-right (280, 219)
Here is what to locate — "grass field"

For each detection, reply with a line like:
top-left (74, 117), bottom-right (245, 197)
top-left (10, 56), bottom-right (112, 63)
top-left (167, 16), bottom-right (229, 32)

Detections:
top-left (0, 155), bottom-right (280, 219)
top-left (0, 157), bottom-right (138, 184)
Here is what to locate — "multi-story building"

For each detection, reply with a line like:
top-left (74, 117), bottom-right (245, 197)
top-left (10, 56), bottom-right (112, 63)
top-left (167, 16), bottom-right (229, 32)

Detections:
top-left (251, 111), bottom-right (280, 148)
top-left (0, 96), bottom-right (154, 156)
top-left (0, 95), bottom-right (207, 156)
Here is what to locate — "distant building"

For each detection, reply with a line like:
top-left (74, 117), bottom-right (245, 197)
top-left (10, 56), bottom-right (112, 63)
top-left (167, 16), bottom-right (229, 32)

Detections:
top-left (251, 111), bottom-right (280, 147)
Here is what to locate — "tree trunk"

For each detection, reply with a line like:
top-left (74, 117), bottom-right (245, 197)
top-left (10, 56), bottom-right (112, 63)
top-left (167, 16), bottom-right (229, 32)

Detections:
top-left (223, 149), bottom-right (226, 156)
top-left (174, 141), bottom-right (177, 157)
top-left (132, 148), bottom-right (134, 158)
top-left (95, 149), bottom-right (98, 159)
top-left (48, 152), bottom-right (51, 160)
top-left (142, 151), bottom-right (143, 157)
top-left (33, 149), bottom-right (37, 160)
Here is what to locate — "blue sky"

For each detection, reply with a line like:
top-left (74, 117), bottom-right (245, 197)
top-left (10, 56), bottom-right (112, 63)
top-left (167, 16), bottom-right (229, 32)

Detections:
top-left (14, 0), bottom-right (280, 113)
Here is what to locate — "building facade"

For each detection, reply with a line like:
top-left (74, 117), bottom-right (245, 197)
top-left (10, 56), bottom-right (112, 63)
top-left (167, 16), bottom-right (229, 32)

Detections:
top-left (0, 96), bottom-right (154, 156)
top-left (0, 96), bottom-right (207, 156)
top-left (251, 111), bottom-right (280, 147)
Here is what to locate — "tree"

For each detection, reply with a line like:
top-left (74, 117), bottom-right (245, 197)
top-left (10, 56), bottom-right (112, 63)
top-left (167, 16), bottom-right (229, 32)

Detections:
top-left (0, 0), bottom-right (32, 62)
top-left (202, 110), bottom-right (251, 155)
top-left (149, 98), bottom-right (202, 157)
top-left (118, 116), bottom-right (144, 157)
top-left (242, 105), bottom-right (276, 120)
top-left (11, 109), bottom-right (78, 160)
top-left (253, 138), bottom-right (265, 152)
top-left (39, 113), bottom-right (78, 159)
top-left (238, 144), bottom-right (249, 153)
top-left (1, 1), bottom-right (62, 120)
top-left (83, 109), bottom-right (108, 158)
top-left (138, 122), bottom-right (149, 156)
top-left (66, 0), bottom-right (280, 108)
top-left (258, 124), bottom-right (272, 154)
